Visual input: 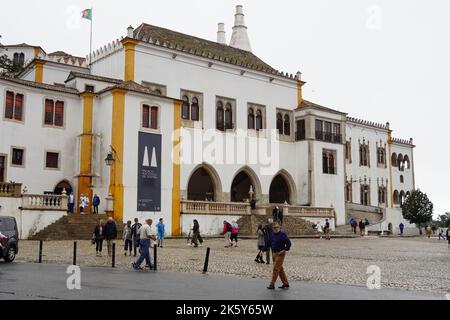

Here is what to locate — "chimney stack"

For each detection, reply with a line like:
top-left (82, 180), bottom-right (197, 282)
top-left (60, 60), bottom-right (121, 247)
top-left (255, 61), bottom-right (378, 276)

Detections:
top-left (217, 23), bottom-right (227, 45)
top-left (229, 5), bottom-right (252, 52)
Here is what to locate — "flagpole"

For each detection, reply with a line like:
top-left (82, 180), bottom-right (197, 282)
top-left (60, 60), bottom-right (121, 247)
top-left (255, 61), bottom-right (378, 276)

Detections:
top-left (89, 8), bottom-right (93, 69)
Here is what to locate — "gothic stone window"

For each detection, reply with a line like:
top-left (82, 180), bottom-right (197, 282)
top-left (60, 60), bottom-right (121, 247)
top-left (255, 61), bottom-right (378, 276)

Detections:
top-left (359, 140), bottom-right (370, 167)
top-left (345, 181), bottom-right (352, 202)
top-left (248, 104), bottom-right (265, 131)
top-left (360, 184), bottom-right (370, 206)
top-left (216, 97), bottom-right (235, 131)
top-left (276, 109), bottom-right (292, 138)
top-left (377, 145), bottom-right (386, 168)
top-left (345, 139), bottom-right (352, 164)
top-left (378, 186), bottom-right (387, 205)
top-left (181, 91), bottom-right (202, 125)
top-left (322, 149), bottom-right (336, 175)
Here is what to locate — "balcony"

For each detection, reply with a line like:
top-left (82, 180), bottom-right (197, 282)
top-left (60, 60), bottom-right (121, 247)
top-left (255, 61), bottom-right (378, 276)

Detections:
top-left (0, 182), bottom-right (22, 197)
top-left (21, 194), bottom-right (68, 211)
top-left (283, 206), bottom-right (335, 218)
top-left (181, 200), bottom-right (251, 216)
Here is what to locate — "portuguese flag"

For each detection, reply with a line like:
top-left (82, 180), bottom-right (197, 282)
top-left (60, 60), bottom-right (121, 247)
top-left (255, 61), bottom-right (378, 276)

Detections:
top-left (81, 8), bottom-right (92, 21)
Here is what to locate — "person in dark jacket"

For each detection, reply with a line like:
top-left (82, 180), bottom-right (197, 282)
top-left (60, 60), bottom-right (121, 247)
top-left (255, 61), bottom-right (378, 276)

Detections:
top-left (104, 217), bottom-right (118, 257)
top-left (131, 218), bottom-right (142, 256)
top-left (191, 219), bottom-right (203, 247)
top-left (264, 222), bottom-right (291, 290)
top-left (93, 220), bottom-right (105, 257)
top-left (92, 194), bottom-right (100, 214)
top-left (359, 220), bottom-right (366, 236)
top-left (263, 219), bottom-right (274, 264)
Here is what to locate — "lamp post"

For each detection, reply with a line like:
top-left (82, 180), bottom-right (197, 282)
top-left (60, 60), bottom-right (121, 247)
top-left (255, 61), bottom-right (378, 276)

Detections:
top-left (104, 146), bottom-right (118, 218)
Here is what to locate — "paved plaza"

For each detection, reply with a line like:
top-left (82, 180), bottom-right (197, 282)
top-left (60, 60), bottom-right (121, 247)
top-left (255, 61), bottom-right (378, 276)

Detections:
top-left (14, 236), bottom-right (450, 294)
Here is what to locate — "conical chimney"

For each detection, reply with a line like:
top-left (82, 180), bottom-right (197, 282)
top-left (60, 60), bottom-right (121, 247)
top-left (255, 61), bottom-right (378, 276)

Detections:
top-left (229, 5), bottom-right (252, 52)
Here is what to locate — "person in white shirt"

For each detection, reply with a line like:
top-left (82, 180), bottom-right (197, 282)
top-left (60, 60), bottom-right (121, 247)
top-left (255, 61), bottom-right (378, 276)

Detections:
top-left (132, 219), bottom-right (156, 270)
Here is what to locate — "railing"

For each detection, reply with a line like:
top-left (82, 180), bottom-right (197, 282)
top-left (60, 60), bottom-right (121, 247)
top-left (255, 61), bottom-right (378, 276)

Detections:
top-left (181, 200), bottom-right (251, 216)
top-left (0, 182), bottom-right (22, 197)
top-left (282, 205), bottom-right (335, 218)
top-left (22, 194), bottom-right (68, 211)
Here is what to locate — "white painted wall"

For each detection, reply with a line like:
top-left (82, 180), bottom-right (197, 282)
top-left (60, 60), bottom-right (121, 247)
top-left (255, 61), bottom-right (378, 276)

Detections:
top-left (0, 79), bottom-right (82, 195)
top-left (90, 49), bottom-right (124, 80)
top-left (181, 214), bottom-right (244, 236)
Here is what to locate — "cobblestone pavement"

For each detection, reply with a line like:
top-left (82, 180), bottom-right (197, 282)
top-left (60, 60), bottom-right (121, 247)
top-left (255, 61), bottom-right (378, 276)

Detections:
top-left (16, 236), bottom-right (450, 293)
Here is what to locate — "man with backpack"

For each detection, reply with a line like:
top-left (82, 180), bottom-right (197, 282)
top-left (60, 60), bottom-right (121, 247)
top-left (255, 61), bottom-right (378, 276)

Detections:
top-left (131, 218), bottom-right (142, 257)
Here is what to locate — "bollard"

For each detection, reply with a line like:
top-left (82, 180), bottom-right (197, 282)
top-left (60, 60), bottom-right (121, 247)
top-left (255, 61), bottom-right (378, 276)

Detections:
top-left (73, 241), bottom-right (77, 266)
top-left (153, 244), bottom-right (157, 271)
top-left (202, 247), bottom-right (211, 274)
top-left (38, 240), bottom-right (43, 263)
top-left (112, 243), bottom-right (116, 268)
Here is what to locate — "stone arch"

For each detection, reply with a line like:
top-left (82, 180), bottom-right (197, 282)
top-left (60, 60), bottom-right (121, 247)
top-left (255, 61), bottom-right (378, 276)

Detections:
top-left (186, 163), bottom-right (222, 202)
top-left (393, 190), bottom-right (399, 205)
top-left (54, 180), bottom-right (73, 195)
top-left (230, 166), bottom-right (262, 202)
top-left (269, 169), bottom-right (297, 205)
top-left (391, 153), bottom-right (397, 167)
top-left (403, 155), bottom-right (410, 170)
top-left (397, 154), bottom-right (404, 171)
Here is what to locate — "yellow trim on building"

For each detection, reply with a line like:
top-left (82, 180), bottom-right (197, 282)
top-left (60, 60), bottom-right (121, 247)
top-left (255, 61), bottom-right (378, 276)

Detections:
top-left (388, 130), bottom-right (394, 208)
top-left (34, 60), bottom-right (45, 83)
top-left (121, 38), bottom-right (139, 82)
top-left (297, 80), bottom-right (303, 107)
top-left (34, 47), bottom-right (40, 58)
top-left (171, 101), bottom-right (182, 236)
top-left (78, 92), bottom-right (95, 213)
top-left (109, 88), bottom-right (127, 221)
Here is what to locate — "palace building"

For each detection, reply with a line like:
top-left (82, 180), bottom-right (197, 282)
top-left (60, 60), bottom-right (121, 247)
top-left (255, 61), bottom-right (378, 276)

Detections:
top-left (0, 6), bottom-right (416, 238)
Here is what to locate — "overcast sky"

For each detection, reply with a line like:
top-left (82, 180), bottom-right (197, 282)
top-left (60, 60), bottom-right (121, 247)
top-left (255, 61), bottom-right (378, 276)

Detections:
top-left (1, 0), bottom-right (449, 217)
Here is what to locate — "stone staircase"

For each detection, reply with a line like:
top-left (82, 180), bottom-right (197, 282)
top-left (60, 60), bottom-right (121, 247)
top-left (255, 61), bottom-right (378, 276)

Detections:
top-left (237, 213), bottom-right (317, 236)
top-left (29, 214), bottom-right (124, 241)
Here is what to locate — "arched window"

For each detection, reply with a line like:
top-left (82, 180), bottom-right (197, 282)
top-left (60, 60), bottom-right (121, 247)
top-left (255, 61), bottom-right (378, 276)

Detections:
top-left (247, 108), bottom-right (255, 130)
top-left (276, 113), bottom-right (283, 135)
top-left (398, 154), bottom-right (404, 171)
top-left (360, 184), bottom-right (370, 206)
top-left (377, 148), bottom-right (385, 166)
top-left (225, 103), bottom-right (233, 130)
top-left (403, 155), bottom-right (410, 170)
top-left (19, 53), bottom-right (25, 66)
top-left (345, 182), bottom-right (352, 202)
top-left (191, 97), bottom-right (199, 121)
top-left (360, 144), bottom-right (369, 167)
top-left (13, 53), bottom-right (19, 65)
top-left (283, 114), bottom-right (291, 136)
top-left (391, 153), bottom-right (397, 167)
top-left (181, 96), bottom-right (190, 120)
top-left (400, 175), bottom-right (404, 183)
top-left (216, 101), bottom-right (224, 131)
top-left (400, 191), bottom-right (406, 206)
top-left (393, 190), bottom-right (399, 204)
top-left (378, 186), bottom-right (386, 205)
top-left (256, 109), bottom-right (263, 131)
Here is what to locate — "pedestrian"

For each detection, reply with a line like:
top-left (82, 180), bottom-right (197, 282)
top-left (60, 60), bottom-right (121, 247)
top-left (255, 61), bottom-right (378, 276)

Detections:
top-left (359, 219), bottom-right (365, 236)
top-left (191, 219), bottom-right (203, 247)
top-left (255, 224), bottom-right (265, 263)
top-left (431, 225), bottom-right (437, 235)
top-left (426, 225), bottom-right (432, 238)
top-left (230, 220), bottom-right (239, 247)
top-left (315, 222), bottom-right (323, 239)
top-left (156, 218), bottom-right (165, 248)
top-left (263, 219), bottom-right (274, 264)
top-left (104, 217), bottom-right (117, 257)
top-left (348, 217), bottom-right (354, 232)
top-left (446, 228), bottom-right (450, 248)
top-left (264, 222), bottom-right (291, 290)
top-left (399, 222), bottom-right (404, 236)
top-left (92, 194), bottom-right (100, 214)
top-left (131, 218), bottom-right (142, 257)
top-left (272, 206), bottom-right (280, 223)
top-left (364, 218), bottom-right (370, 227)
top-left (351, 219), bottom-right (358, 234)
top-left (93, 220), bottom-right (105, 257)
top-left (279, 208), bottom-right (284, 226)
top-left (123, 220), bottom-right (133, 256)
top-left (79, 194), bottom-right (85, 214)
top-left (68, 192), bottom-right (75, 214)
top-left (438, 229), bottom-right (445, 240)
top-left (324, 218), bottom-right (331, 240)
top-left (223, 220), bottom-right (232, 248)
top-left (132, 218), bottom-right (156, 270)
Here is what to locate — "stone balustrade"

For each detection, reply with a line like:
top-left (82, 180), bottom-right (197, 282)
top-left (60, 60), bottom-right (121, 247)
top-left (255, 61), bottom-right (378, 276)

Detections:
top-left (0, 182), bottom-right (22, 197)
top-left (181, 200), bottom-right (251, 216)
top-left (282, 205), bottom-right (335, 218)
top-left (22, 194), bottom-right (68, 211)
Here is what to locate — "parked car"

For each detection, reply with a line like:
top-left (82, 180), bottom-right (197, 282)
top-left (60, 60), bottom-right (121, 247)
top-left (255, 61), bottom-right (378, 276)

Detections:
top-left (0, 216), bottom-right (19, 262)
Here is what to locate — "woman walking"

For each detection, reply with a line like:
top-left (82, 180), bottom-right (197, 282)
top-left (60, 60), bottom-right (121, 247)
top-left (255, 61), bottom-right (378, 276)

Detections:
top-left (93, 220), bottom-right (105, 257)
top-left (191, 219), bottom-right (203, 247)
top-left (255, 224), bottom-right (265, 263)
top-left (230, 220), bottom-right (239, 247)
top-left (123, 220), bottom-right (133, 256)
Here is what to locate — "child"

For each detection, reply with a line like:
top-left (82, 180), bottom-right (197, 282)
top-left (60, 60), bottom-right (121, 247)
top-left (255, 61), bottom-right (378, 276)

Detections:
top-left (123, 221), bottom-right (133, 256)
top-left (156, 218), bottom-right (165, 248)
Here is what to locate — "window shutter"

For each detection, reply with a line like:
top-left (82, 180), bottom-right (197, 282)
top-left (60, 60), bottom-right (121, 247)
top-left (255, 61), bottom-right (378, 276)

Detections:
top-left (5, 91), bottom-right (14, 119)
top-left (44, 99), bottom-right (54, 125)
top-left (150, 106), bottom-right (158, 129)
top-left (46, 152), bottom-right (59, 169)
top-left (54, 101), bottom-right (64, 126)
top-left (142, 105), bottom-right (150, 128)
top-left (14, 94), bottom-right (23, 121)
top-left (225, 103), bottom-right (233, 130)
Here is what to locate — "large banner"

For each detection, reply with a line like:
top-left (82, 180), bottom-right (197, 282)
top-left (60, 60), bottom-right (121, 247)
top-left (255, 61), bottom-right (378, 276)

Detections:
top-left (137, 132), bottom-right (162, 212)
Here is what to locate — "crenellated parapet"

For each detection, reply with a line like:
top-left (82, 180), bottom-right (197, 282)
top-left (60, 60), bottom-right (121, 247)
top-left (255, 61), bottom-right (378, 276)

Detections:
top-left (391, 137), bottom-right (414, 146)
top-left (87, 38), bottom-right (124, 64)
top-left (346, 116), bottom-right (389, 130)
top-left (46, 54), bottom-right (87, 67)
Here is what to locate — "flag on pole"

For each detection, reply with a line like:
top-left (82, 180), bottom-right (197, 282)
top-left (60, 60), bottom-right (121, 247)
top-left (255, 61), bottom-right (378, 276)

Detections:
top-left (81, 8), bottom-right (92, 21)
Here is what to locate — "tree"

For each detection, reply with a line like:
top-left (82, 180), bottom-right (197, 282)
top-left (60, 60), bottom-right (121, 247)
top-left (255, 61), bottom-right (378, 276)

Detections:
top-left (436, 212), bottom-right (450, 228)
top-left (402, 189), bottom-right (433, 233)
top-left (0, 54), bottom-right (24, 76)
